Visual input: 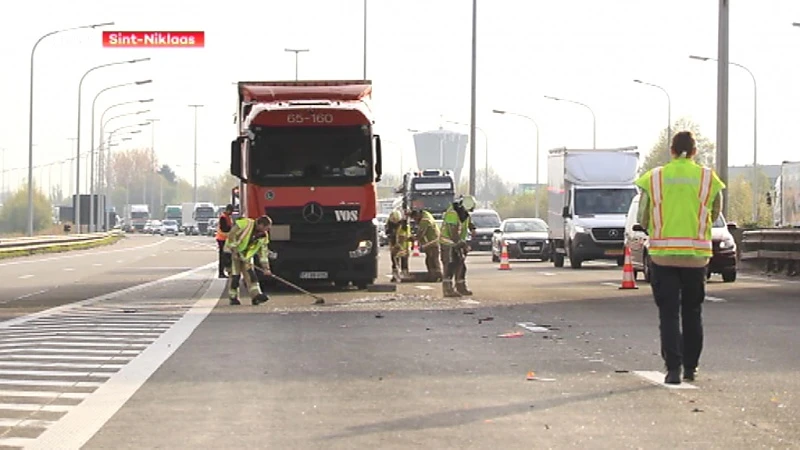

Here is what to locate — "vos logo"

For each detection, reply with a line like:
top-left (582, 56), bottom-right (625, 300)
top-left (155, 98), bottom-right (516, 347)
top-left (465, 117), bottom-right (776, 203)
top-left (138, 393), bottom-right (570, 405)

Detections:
top-left (334, 210), bottom-right (359, 222)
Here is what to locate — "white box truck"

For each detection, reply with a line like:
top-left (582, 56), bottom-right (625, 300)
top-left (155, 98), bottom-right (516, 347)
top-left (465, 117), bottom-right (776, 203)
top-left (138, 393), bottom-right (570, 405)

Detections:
top-left (547, 147), bottom-right (640, 269)
top-left (181, 202), bottom-right (197, 235)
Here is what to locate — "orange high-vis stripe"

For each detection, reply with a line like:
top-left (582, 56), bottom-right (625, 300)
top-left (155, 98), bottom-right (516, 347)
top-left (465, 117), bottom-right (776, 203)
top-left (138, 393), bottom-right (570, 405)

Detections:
top-left (215, 214), bottom-right (232, 241)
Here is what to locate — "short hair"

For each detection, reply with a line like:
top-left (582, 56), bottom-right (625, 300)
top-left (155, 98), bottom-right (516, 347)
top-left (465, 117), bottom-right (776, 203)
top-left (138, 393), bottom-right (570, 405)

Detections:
top-left (225, 204), bottom-right (234, 212)
top-left (671, 131), bottom-right (696, 156)
top-left (256, 215), bottom-right (272, 227)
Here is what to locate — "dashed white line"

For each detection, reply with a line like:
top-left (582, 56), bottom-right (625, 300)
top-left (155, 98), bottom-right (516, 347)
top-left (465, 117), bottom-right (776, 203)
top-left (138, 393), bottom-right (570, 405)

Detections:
top-left (706, 296), bottom-right (727, 303)
top-left (92, 263), bottom-right (102, 267)
top-left (460, 299), bottom-right (480, 305)
top-left (632, 370), bottom-right (698, 389)
top-left (63, 268), bottom-right (75, 272)
top-left (414, 285), bottom-right (433, 290)
top-left (18, 275), bottom-right (33, 279)
top-left (116, 260), bottom-right (124, 263)
top-left (601, 282), bottom-right (619, 287)
top-left (541, 272), bottom-right (556, 276)
top-left (10, 289), bottom-right (48, 302)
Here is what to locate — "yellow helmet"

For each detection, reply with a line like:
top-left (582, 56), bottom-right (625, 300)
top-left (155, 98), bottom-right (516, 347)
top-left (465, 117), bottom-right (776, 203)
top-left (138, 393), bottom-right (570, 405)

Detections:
top-left (388, 210), bottom-right (403, 223)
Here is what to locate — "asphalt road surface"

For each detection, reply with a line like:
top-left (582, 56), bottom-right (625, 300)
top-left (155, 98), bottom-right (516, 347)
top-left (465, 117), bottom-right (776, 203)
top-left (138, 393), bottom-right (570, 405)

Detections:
top-left (0, 238), bottom-right (796, 449)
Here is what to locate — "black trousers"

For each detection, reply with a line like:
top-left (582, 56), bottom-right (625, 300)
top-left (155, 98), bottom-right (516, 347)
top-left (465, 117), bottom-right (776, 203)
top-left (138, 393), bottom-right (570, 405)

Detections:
top-left (217, 240), bottom-right (231, 274)
top-left (649, 263), bottom-right (706, 371)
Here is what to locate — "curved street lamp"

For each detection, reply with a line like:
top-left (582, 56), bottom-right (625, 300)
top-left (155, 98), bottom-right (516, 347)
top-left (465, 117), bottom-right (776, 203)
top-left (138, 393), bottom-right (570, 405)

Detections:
top-left (492, 109), bottom-right (541, 217)
top-left (544, 95), bottom-right (596, 149)
top-left (89, 79), bottom-right (152, 231)
top-left (633, 79), bottom-right (671, 151)
top-left (27, 21), bottom-right (114, 236)
top-left (75, 57), bottom-right (150, 232)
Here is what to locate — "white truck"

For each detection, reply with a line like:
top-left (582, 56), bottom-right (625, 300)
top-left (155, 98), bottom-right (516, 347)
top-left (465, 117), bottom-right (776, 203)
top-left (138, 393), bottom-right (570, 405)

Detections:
top-left (181, 202), bottom-right (197, 235)
top-left (193, 202), bottom-right (216, 236)
top-left (769, 161), bottom-right (800, 227)
top-left (547, 147), bottom-right (640, 269)
top-left (123, 204), bottom-right (150, 232)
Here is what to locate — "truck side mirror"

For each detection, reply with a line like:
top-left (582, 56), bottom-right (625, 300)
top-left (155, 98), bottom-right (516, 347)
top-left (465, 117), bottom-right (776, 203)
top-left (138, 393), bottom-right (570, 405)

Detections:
top-left (374, 134), bottom-right (383, 183)
top-left (726, 222), bottom-right (737, 232)
top-left (493, 229), bottom-right (501, 234)
top-left (562, 206), bottom-right (571, 218)
top-left (230, 138), bottom-right (244, 179)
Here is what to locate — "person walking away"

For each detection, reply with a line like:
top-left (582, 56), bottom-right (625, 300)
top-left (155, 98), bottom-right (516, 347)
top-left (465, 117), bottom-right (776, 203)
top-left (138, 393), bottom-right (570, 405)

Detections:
top-left (454, 195), bottom-right (476, 295)
top-left (216, 204), bottom-right (234, 278)
top-left (224, 215), bottom-right (273, 306)
top-left (635, 131), bottom-right (724, 384)
top-left (385, 209), bottom-right (409, 282)
top-left (439, 197), bottom-right (469, 297)
top-left (410, 208), bottom-right (442, 282)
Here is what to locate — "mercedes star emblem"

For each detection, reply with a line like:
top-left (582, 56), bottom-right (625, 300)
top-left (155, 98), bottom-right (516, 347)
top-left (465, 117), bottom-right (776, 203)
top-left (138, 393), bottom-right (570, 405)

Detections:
top-left (302, 202), bottom-right (324, 223)
top-left (608, 229), bottom-right (619, 238)
top-left (266, 191), bottom-right (275, 200)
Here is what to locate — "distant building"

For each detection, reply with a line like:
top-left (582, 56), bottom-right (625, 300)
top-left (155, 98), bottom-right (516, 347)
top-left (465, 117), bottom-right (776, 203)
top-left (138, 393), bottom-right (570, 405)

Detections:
top-left (412, 128), bottom-right (468, 183)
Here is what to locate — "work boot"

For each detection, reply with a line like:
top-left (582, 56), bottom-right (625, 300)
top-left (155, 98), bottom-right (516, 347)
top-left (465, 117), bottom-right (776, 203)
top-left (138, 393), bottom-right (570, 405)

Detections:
top-left (455, 282), bottom-right (473, 296)
top-left (442, 281), bottom-right (461, 298)
top-left (665, 369), bottom-right (681, 385)
top-left (229, 297), bottom-right (241, 306)
top-left (683, 367), bottom-right (698, 381)
top-left (218, 272), bottom-right (228, 279)
top-left (252, 293), bottom-right (269, 305)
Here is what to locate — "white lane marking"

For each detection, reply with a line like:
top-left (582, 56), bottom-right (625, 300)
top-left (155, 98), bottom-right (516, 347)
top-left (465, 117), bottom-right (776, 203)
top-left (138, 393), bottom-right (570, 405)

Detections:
top-left (415, 285), bottom-right (433, 290)
top-left (632, 371), bottom-right (698, 390)
top-left (3, 355), bottom-right (133, 362)
top-left (738, 274), bottom-right (800, 285)
top-left (0, 361), bottom-right (125, 369)
top-left (9, 289), bottom-right (48, 302)
top-left (0, 418), bottom-right (55, 428)
top-left (0, 341), bottom-right (145, 349)
top-left (705, 296), bottom-right (727, 303)
top-left (27, 277), bottom-right (225, 450)
top-left (92, 263), bottom-right (102, 267)
top-left (541, 272), bottom-right (556, 276)
top-left (63, 268), bottom-right (75, 272)
top-left (116, 260), bottom-right (124, 263)
top-left (0, 369), bottom-right (111, 378)
top-left (18, 274), bottom-right (34, 279)
top-left (0, 237), bottom-right (169, 268)
top-left (0, 390), bottom-right (87, 399)
top-left (0, 378), bottom-right (104, 388)
top-left (0, 403), bottom-right (71, 412)
top-left (0, 349), bottom-right (140, 355)
top-left (517, 322), bottom-right (550, 332)
top-left (460, 299), bottom-right (480, 305)
top-left (601, 282), bottom-right (619, 287)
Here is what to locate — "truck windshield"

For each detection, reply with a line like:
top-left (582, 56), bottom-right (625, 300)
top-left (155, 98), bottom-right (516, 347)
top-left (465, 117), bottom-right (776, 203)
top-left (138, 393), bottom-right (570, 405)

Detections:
top-left (471, 214), bottom-right (501, 228)
top-left (574, 188), bottom-right (637, 215)
top-left (410, 195), bottom-right (453, 212)
top-left (131, 212), bottom-right (148, 219)
top-left (166, 208), bottom-right (181, 216)
top-left (194, 207), bottom-right (215, 219)
top-left (249, 126), bottom-right (372, 186)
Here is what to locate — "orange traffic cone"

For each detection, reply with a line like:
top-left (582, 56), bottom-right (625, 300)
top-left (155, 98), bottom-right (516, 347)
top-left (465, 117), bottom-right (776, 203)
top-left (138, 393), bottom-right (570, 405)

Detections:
top-left (412, 240), bottom-right (421, 257)
top-left (619, 245), bottom-right (638, 290)
top-left (499, 242), bottom-right (512, 270)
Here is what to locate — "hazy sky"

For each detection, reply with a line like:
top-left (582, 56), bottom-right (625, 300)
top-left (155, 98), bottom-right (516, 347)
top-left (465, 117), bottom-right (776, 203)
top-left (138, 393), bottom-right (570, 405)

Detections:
top-left (1, 0), bottom-right (799, 195)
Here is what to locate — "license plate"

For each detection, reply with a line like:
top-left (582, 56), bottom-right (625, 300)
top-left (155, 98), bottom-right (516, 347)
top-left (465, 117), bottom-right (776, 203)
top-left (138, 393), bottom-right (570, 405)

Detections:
top-left (605, 249), bottom-right (623, 256)
top-left (524, 246), bottom-right (541, 252)
top-left (299, 271), bottom-right (328, 280)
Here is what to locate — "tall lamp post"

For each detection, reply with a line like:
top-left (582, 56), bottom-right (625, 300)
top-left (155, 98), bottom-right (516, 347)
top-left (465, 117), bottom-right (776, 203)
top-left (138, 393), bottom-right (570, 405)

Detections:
top-left (363, 0), bottom-right (368, 80)
top-left (690, 54), bottom-right (757, 222)
top-left (27, 21), bottom-right (114, 236)
top-left (284, 49), bottom-right (309, 81)
top-left (75, 57), bottom-right (150, 233)
top-left (492, 109), bottom-right (541, 217)
top-left (188, 105), bottom-right (204, 203)
top-left (145, 118), bottom-right (160, 208)
top-left (468, 0), bottom-right (478, 196)
top-left (89, 79), bottom-right (151, 232)
top-left (544, 95), bottom-right (596, 149)
top-left (633, 79), bottom-right (671, 151)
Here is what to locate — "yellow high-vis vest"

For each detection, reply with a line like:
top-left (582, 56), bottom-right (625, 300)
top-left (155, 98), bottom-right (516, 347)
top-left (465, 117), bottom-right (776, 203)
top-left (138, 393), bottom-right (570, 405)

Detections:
top-left (635, 158), bottom-right (725, 257)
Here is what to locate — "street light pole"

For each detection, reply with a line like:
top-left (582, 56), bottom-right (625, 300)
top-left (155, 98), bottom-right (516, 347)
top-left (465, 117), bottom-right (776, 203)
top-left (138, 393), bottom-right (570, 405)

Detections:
top-left (468, 0), bottom-right (478, 197)
top-left (492, 109), bottom-right (540, 217)
top-left (188, 105), bottom-right (204, 203)
top-left (75, 57), bottom-right (150, 233)
top-left (363, 0), bottom-right (368, 80)
top-left (284, 49), bottom-right (309, 81)
top-left (146, 118), bottom-right (160, 209)
top-left (27, 21), bottom-right (114, 236)
top-left (633, 79), bottom-right (671, 151)
top-left (90, 79), bottom-right (152, 232)
top-left (544, 95), bottom-right (596, 149)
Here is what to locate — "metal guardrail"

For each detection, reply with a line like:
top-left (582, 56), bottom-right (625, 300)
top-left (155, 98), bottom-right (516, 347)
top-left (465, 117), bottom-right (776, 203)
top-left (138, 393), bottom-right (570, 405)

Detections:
top-left (0, 232), bottom-right (119, 253)
top-left (741, 229), bottom-right (800, 276)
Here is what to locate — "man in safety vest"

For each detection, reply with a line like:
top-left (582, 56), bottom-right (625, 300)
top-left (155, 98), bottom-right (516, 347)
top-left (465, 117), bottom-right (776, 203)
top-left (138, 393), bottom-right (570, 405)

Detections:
top-left (635, 131), bottom-right (724, 385)
top-left (439, 195), bottom-right (476, 297)
top-left (216, 204), bottom-right (234, 278)
top-left (386, 209), bottom-right (411, 282)
top-left (409, 208), bottom-right (442, 282)
top-left (224, 215), bottom-right (273, 306)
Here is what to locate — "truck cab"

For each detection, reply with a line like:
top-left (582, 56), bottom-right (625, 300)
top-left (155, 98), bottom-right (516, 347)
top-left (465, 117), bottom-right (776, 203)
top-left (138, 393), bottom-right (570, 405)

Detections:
top-left (397, 169), bottom-right (456, 222)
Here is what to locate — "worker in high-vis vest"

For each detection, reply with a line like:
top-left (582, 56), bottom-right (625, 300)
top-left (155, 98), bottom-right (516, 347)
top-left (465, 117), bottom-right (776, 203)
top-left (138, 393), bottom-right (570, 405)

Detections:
top-left (635, 131), bottom-right (724, 385)
top-left (410, 208), bottom-right (442, 282)
top-left (386, 209), bottom-right (410, 282)
top-left (224, 215), bottom-right (273, 306)
top-left (439, 195), bottom-right (475, 297)
top-left (216, 204), bottom-right (234, 278)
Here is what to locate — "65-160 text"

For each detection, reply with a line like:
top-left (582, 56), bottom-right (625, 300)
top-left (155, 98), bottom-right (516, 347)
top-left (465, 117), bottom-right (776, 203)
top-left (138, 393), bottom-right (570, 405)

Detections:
top-left (287, 113), bottom-right (334, 124)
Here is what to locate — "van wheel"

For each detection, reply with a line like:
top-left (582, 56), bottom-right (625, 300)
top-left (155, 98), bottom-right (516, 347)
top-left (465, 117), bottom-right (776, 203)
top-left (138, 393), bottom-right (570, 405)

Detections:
top-left (553, 253), bottom-right (565, 268)
top-left (722, 270), bottom-right (736, 283)
top-left (570, 257), bottom-right (582, 269)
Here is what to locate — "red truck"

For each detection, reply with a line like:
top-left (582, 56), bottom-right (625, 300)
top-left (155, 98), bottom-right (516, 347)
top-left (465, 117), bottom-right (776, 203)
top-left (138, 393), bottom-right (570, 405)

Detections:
top-left (230, 80), bottom-right (384, 289)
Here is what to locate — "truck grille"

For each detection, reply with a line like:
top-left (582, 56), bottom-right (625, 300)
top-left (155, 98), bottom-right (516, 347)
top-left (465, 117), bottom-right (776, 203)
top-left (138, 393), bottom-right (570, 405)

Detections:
top-left (265, 205), bottom-right (373, 249)
top-left (591, 228), bottom-right (624, 241)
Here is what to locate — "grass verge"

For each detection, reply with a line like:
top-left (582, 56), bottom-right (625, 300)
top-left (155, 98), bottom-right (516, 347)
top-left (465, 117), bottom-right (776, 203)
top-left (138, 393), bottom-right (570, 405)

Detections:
top-left (0, 234), bottom-right (124, 260)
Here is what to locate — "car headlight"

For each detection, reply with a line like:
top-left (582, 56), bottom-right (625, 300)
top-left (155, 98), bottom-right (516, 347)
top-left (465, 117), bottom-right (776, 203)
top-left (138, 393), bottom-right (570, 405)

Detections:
top-left (573, 225), bottom-right (587, 233)
top-left (349, 240), bottom-right (373, 258)
top-left (719, 238), bottom-right (736, 250)
top-left (504, 239), bottom-right (517, 244)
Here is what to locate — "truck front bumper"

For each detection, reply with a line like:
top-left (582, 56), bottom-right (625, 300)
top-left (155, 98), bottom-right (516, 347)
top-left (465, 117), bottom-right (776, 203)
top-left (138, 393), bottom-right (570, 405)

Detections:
top-left (258, 241), bottom-right (378, 284)
top-left (570, 231), bottom-right (624, 261)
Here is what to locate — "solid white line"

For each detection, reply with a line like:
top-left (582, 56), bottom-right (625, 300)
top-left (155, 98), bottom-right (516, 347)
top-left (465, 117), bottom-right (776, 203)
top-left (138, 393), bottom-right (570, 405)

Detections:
top-left (2, 355), bottom-right (132, 362)
top-left (0, 331), bottom-right (161, 338)
top-left (0, 336), bottom-right (155, 343)
top-left (0, 341), bottom-right (145, 349)
top-left (27, 277), bottom-right (224, 450)
top-left (0, 403), bottom-right (71, 412)
top-left (0, 438), bottom-right (36, 447)
top-left (0, 418), bottom-right (54, 428)
top-left (0, 369), bottom-right (111, 378)
top-left (0, 378), bottom-right (103, 388)
top-left (415, 285), bottom-right (433, 290)
top-left (18, 275), bottom-right (33, 279)
top-left (0, 261), bottom-right (216, 330)
top-left (705, 296), bottom-right (727, 303)
top-left (632, 371), bottom-right (698, 390)
top-left (0, 361), bottom-right (123, 369)
top-left (0, 349), bottom-right (140, 355)
top-left (0, 390), bottom-right (87, 399)
top-left (0, 238), bottom-right (168, 268)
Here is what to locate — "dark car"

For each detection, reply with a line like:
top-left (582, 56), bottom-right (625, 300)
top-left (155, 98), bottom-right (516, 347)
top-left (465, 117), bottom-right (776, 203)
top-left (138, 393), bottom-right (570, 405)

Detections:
top-left (624, 193), bottom-right (737, 282)
top-left (467, 209), bottom-right (501, 251)
top-left (491, 218), bottom-right (551, 262)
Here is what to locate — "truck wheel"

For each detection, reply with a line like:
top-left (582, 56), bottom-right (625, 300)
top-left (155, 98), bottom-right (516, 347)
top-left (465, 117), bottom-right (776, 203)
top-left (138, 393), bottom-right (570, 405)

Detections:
top-left (355, 281), bottom-right (369, 290)
top-left (722, 270), bottom-right (737, 283)
top-left (553, 253), bottom-right (565, 268)
top-left (334, 280), bottom-right (349, 289)
top-left (569, 257), bottom-right (583, 269)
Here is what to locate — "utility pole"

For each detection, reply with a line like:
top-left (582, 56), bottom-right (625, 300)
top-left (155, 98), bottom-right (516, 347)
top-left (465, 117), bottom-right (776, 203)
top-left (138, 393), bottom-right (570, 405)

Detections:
top-left (188, 105), bottom-right (203, 203)
top-left (716, 0), bottom-right (730, 217)
top-left (468, 0), bottom-right (477, 196)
